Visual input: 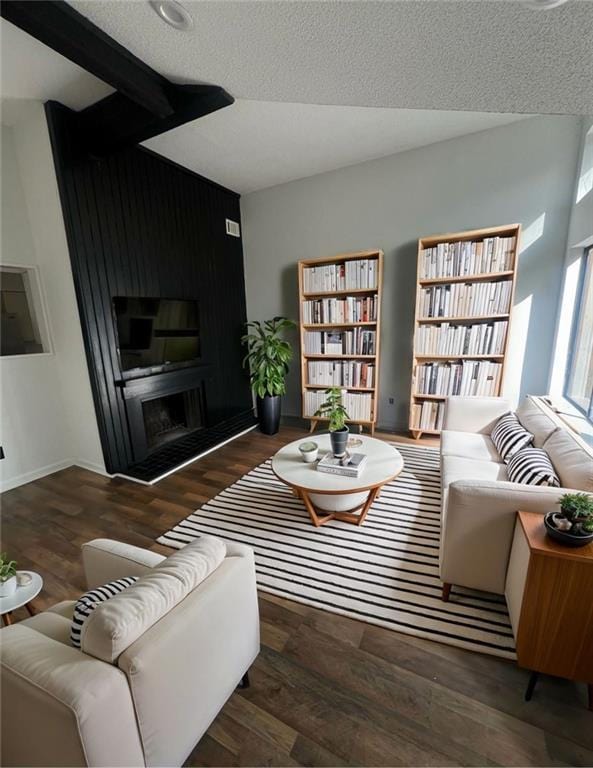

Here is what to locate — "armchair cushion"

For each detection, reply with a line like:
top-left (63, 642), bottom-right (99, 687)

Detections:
top-left (71, 577), bottom-right (138, 649)
top-left (82, 539), bottom-right (166, 590)
top-left (440, 430), bottom-right (501, 463)
top-left (82, 536), bottom-right (226, 664)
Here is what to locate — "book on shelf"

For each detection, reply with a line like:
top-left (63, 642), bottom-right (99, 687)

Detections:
top-left (415, 320), bottom-right (508, 356)
top-left (303, 259), bottom-right (378, 293)
top-left (420, 280), bottom-right (512, 318)
top-left (302, 295), bottom-right (378, 324)
top-left (307, 360), bottom-right (374, 388)
top-left (317, 452), bottom-right (367, 477)
top-left (410, 401), bottom-right (444, 432)
top-left (415, 360), bottom-right (502, 397)
top-left (419, 236), bottom-right (516, 280)
top-left (304, 389), bottom-right (372, 422)
top-left (304, 329), bottom-right (376, 355)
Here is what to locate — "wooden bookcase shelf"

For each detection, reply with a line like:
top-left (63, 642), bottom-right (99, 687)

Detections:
top-left (298, 249), bottom-right (384, 435)
top-left (410, 224), bottom-right (521, 438)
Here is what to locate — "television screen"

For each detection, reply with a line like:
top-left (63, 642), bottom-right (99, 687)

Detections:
top-left (113, 297), bottom-right (200, 373)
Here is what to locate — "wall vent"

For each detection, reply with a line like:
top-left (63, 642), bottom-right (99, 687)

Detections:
top-left (225, 219), bottom-right (241, 238)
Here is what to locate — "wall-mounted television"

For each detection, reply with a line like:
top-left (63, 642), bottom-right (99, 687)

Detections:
top-left (113, 297), bottom-right (200, 375)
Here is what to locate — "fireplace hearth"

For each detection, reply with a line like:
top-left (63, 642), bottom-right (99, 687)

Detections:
top-left (142, 390), bottom-right (203, 450)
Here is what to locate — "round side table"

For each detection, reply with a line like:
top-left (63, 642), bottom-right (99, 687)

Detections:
top-left (272, 434), bottom-right (403, 527)
top-left (0, 572), bottom-right (43, 626)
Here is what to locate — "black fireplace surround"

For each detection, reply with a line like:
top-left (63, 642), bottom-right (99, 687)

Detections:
top-left (47, 102), bottom-right (256, 481)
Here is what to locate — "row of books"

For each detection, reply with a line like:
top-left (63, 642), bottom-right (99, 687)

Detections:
top-left (415, 361), bottom-right (503, 397)
top-left (302, 259), bottom-right (378, 293)
top-left (307, 361), bottom-right (375, 388)
top-left (419, 280), bottom-right (512, 319)
top-left (415, 320), bottom-right (508, 357)
top-left (304, 390), bottom-right (373, 422)
top-left (410, 401), bottom-right (445, 432)
top-left (419, 236), bottom-right (516, 279)
top-left (303, 329), bottom-right (376, 355)
top-left (302, 296), bottom-right (378, 324)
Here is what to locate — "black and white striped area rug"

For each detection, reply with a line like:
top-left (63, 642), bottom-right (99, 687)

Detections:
top-left (157, 442), bottom-right (515, 659)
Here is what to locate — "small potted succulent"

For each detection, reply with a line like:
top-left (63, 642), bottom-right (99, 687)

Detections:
top-left (544, 493), bottom-right (593, 548)
top-left (0, 553), bottom-right (18, 598)
top-left (314, 387), bottom-right (350, 457)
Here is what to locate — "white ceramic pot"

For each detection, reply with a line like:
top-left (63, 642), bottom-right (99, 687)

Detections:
top-left (299, 441), bottom-right (319, 463)
top-left (0, 575), bottom-right (17, 597)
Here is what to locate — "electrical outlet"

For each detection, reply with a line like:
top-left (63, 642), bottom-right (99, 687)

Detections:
top-left (388, 398), bottom-right (394, 405)
top-left (0, 446), bottom-right (4, 460)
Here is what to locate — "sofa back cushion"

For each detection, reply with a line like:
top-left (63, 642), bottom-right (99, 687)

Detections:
top-left (516, 396), bottom-right (558, 448)
top-left (543, 428), bottom-right (593, 492)
top-left (81, 536), bottom-right (226, 663)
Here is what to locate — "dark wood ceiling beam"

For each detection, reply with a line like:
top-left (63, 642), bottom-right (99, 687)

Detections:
top-left (1, 0), bottom-right (173, 118)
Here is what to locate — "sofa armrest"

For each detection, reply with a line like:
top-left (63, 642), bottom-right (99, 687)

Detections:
top-left (82, 539), bottom-right (166, 590)
top-left (441, 480), bottom-right (566, 594)
top-left (442, 396), bottom-right (511, 434)
top-left (0, 624), bottom-right (144, 767)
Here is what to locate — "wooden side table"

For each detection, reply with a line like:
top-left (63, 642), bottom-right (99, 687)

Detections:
top-left (505, 511), bottom-right (593, 710)
top-left (0, 571), bottom-right (43, 627)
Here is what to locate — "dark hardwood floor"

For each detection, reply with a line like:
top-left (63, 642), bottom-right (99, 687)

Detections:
top-left (2, 426), bottom-right (592, 767)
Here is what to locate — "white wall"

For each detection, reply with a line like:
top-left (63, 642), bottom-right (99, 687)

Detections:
top-left (242, 116), bottom-right (583, 430)
top-left (0, 102), bottom-right (104, 491)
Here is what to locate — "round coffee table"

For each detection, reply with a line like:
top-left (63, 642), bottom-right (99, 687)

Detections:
top-left (272, 434), bottom-right (403, 527)
top-left (0, 572), bottom-right (43, 626)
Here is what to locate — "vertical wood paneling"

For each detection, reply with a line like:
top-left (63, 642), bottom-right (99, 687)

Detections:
top-left (45, 102), bottom-right (252, 474)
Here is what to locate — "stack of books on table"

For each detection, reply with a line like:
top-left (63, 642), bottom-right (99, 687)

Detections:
top-left (316, 452), bottom-right (367, 477)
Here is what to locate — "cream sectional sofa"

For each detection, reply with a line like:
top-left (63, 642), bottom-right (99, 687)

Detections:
top-left (439, 395), bottom-right (593, 597)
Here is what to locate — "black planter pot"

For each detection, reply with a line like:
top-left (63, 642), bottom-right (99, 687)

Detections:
top-left (330, 426), bottom-right (349, 457)
top-left (544, 512), bottom-right (593, 548)
top-left (256, 395), bottom-right (281, 435)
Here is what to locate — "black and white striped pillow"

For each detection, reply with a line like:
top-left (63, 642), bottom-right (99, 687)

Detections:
top-left (70, 577), bottom-right (138, 649)
top-left (507, 447), bottom-right (560, 487)
top-left (491, 412), bottom-right (534, 462)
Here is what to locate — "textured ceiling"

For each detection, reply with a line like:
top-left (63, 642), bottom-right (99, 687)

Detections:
top-left (70, 0), bottom-right (593, 115)
top-left (0, 19), bottom-right (113, 117)
top-left (143, 100), bottom-right (529, 193)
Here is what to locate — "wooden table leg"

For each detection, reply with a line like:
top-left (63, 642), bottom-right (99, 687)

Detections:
top-left (300, 490), bottom-right (334, 527)
top-left (2, 612), bottom-right (13, 626)
top-left (356, 487), bottom-right (379, 526)
top-left (25, 601), bottom-right (38, 617)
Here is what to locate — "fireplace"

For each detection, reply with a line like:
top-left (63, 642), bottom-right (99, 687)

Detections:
top-left (120, 368), bottom-right (208, 464)
top-left (142, 389), bottom-right (203, 450)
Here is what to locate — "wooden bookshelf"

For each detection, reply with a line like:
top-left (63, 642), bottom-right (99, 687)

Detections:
top-left (298, 249), bottom-right (384, 436)
top-left (410, 224), bottom-right (521, 439)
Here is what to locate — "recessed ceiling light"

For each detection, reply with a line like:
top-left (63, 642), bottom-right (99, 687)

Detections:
top-left (521, 0), bottom-right (569, 8)
top-left (150, 0), bottom-right (193, 30)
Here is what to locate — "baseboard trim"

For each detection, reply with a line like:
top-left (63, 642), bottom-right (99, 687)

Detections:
top-left (73, 460), bottom-right (110, 477)
top-left (115, 424), bottom-right (258, 486)
top-left (0, 459), bottom-right (74, 493)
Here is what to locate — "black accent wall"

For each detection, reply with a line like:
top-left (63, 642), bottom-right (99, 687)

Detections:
top-left (45, 101), bottom-right (254, 476)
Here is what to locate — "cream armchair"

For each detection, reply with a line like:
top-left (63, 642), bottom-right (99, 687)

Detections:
top-left (1, 536), bottom-right (260, 768)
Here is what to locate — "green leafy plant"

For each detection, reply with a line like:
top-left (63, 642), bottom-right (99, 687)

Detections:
top-left (558, 492), bottom-right (593, 535)
top-left (241, 317), bottom-right (296, 398)
top-left (0, 553), bottom-right (17, 583)
top-left (314, 387), bottom-right (350, 432)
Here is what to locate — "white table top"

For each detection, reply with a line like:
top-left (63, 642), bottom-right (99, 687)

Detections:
top-left (272, 434), bottom-right (403, 493)
top-left (0, 572), bottom-right (43, 615)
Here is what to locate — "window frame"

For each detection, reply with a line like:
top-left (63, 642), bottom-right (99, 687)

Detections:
top-left (564, 245), bottom-right (593, 422)
top-left (0, 264), bottom-right (53, 359)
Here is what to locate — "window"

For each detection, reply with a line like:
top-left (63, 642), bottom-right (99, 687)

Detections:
top-left (0, 266), bottom-right (51, 357)
top-left (565, 247), bottom-right (593, 420)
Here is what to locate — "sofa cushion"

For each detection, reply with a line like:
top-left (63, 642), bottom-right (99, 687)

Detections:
top-left (442, 455), bottom-right (509, 489)
top-left (516, 397), bottom-right (558, 448)
top-left (544, 428), bottom-right (593, 491)
top-left (440, 430), bottom-right (502, 463)
top-left (82, 535), bottom-right (226, 664)
top-left (490, 412), bottom-right (534, 462)
top-left (20, 612), bottom-right (74, 646)
top-left (71, 577), bottom-right (138, 648)
top-left (507, 447), bottom-right (560, 487)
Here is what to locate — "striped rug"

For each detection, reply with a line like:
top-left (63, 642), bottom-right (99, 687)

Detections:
top-left (157, 442), bottom-right (515, 659)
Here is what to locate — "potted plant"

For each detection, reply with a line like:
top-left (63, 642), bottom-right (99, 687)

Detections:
top-left (0, 553), bottom-right (17, 598)
top-left (242, 316), bottom-right (296, 435)
top-left (544, 492), bottom-right (593, 547)
top-left (314, 387), bottom-right (350, 457)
